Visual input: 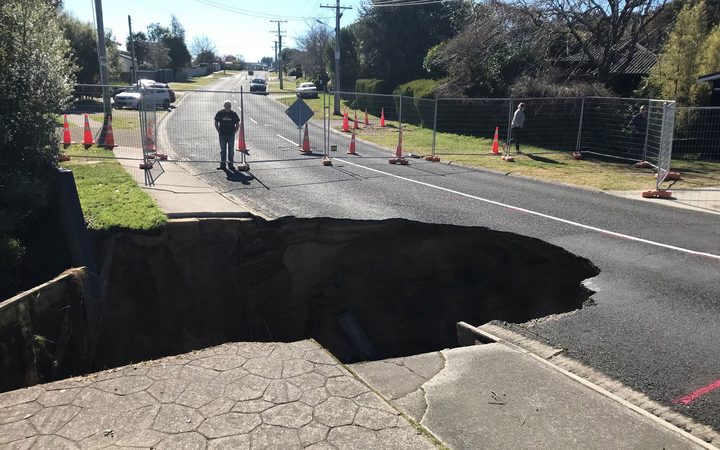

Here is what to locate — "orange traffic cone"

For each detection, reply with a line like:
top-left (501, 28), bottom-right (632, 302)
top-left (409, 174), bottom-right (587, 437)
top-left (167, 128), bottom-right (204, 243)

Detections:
top-left (389, 128), bottom-right (408, 165)
top-left (62, 114), bottom-right (73, 148)
top-left (348, 129), bottom-right (357, 155)
top-left (82, 114), bottom-right (94, 148)
top-left (101, 116), bottom-right (117, 149)
top-left (364, 108), bottom-right (370, 126)
top-left (236, 118), bottom-right (247, 153)
top-left (380, 108), bottom-right (386, 127)
top-left (353, 111), bottom-right (359, 129)
top-left (342, 110), bottom-right (350, 132)
top-left (145, 124), bottom-right (156, 152)
top-left (491, 127), bottom-right (500, 155)
top-left (301, 123), bottom-right (311, 153)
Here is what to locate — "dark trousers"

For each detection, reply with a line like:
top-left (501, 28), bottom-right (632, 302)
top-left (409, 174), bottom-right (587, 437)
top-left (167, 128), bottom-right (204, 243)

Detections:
top-left (219, 134), bottom-right (234, 165)
top-left (510, 126), bottom-right (522, 151)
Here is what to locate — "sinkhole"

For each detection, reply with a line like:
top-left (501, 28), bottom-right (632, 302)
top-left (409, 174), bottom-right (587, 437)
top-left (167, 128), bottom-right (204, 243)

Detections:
top-left (90, 217), bottom-right (598, 371)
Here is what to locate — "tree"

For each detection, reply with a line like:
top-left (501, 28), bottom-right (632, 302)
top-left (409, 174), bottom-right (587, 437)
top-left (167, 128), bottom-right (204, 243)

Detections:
top-left (170, 15), bottom-right (185, 41)
top-left (147, 23), bottom-right (170, 42)
top-left (0, 0), bottom-right (75, 297)
top-left (164, 35), bottom-right (191, 71)
top-left (325, 26), bottom-right (360, 91)
top-left (195, 50), bottom-right (217, 65)
top-left (296, 22), bottom-right (332, 82)
top-left (126, 31), bottom-right (148, 66)
top-left (191, 35), bottom-right (216, 58)
top-left (60, 13), bottom-right (123, 84)
top-left (146, 41), bottom-right (170, 68)
top-left (647, 0), bottom-right (708, 105)
top-left (700, 23), bottom-right (720, 75)
top-left (261, 56), bottom-right (274, 67)
top-left (353, 0), bottom-right (471, 84)
top-left (427, 1), bottom-right (553, 97)
top-left (531, 0), bottom-right (668, 83)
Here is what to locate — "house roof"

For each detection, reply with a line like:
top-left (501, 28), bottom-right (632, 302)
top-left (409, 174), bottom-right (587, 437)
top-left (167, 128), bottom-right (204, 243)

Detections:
top-left (556, 43), bottom-right (657, 76)
top-left (698, 72), bottom-right (720, 83)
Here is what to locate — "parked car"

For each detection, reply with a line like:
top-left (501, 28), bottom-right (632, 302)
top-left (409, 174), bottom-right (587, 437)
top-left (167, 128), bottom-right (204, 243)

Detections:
top-left (249, 78), bottom-right (267, 94)
top-left (296, 82), bottom-right (318, 99)
top-left (112, 84), bottom-right (172, 109)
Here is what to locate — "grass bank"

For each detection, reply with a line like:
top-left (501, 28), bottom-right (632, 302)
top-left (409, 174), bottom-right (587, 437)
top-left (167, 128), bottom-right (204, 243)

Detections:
top-left (59, 145), bottom-right (166, 231)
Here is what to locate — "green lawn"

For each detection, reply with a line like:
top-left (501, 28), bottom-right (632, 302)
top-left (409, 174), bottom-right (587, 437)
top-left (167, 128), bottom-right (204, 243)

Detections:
top-left (59, 145), bottom-right (166, 231)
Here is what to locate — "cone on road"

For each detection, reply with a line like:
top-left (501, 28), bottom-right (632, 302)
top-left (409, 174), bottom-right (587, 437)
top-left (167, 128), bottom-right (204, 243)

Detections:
top-left (353, 111), bottom-right (359, 129)
top-left (82, 114), bottom-right (94, 148)
top-left (348, 129), bottom-right (357, 155)
top-left (491, 126), bottom-right (500, 155)
top-left (342, 110), bottom-right (350, 132)
top-left (364, 109), bottom-right (370, 126)
top-left (301, 123), bottom-right (311, 153)
top-left (389, 128), bottom-right (408, 165)
top-left (62, 115), bottom-right (74, 148)
top-left (101, 115), bottom-right (117, 149)
top-left (380, 108), bottom-right (386, 127)
top-left (236, 118), bottom-right (247, 153)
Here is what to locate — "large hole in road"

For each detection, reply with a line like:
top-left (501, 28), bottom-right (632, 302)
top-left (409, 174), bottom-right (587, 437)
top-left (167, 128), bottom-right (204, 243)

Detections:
top-left (92, 217), bottom-right (598, 370)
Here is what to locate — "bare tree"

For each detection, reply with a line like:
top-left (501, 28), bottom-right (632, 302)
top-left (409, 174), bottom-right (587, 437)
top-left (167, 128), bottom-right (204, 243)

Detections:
top-left (296, 22), bottom-right (332, 81)
top-left (530, 0), bottom-right (668, 82)
top-left (190, 34), bottom-right (216, 57)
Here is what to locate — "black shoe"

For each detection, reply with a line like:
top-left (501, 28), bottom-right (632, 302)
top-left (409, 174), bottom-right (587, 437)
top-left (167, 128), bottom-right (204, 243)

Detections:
top-left (217, 164), bottom-right (226, 170)
top-left (228, 164), bottom-right (235, 171)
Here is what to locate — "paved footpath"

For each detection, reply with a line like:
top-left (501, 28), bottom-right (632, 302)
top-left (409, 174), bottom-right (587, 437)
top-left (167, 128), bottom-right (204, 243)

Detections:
top-left (0, 340), bottom-right (437, 449)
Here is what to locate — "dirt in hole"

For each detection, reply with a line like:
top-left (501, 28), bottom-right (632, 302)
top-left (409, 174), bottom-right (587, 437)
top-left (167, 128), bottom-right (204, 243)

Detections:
top-left (92, 217), bottom-right (598, 370)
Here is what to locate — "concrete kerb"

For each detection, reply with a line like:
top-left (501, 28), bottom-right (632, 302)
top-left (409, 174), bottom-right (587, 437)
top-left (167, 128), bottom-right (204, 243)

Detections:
top-left (457, 321), bottom-right (720, 450)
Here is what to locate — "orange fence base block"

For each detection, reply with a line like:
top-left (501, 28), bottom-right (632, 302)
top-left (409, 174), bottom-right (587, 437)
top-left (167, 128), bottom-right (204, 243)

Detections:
top-left (139, 161), bottom-right (154, 170)
top-left (58, 154), bottom-right (71, 162)
top-left (634, 161), bottom-right (653, 169)
top-left (322, 157), bottom-right (333, 166)
top-left (642, 189), bottom-right (672, 199)
top-left (236, 162), bottom-right (250, 172)
top-left (389, 157), bottom-right (409, 165)
top-left (501, 155), bottom-right (515, 162)
top-left (424, 155), bottom-right (440, 162)
top-left (571, 151), bottom-right (582, 160)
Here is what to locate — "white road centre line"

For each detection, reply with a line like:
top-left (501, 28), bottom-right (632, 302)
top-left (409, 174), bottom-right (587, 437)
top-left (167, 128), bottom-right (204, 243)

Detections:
top-left (337, 158), bottom-right (720, 261)
top-left (276, 134), bottom-right (297, 146)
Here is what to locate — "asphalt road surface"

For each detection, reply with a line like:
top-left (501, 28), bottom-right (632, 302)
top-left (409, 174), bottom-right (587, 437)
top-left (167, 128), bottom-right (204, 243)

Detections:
top-left (164, 73), bottom-right (720, 432)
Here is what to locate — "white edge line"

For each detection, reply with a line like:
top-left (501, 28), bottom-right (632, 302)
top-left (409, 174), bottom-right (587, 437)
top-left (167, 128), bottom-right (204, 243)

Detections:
top-left (337, 158), bottom-right (720, 261)
top-left (249, 117), bottom-right (258, 124)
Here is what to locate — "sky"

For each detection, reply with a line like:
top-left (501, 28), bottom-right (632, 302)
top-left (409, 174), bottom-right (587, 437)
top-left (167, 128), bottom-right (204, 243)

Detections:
top-left (62, 0), bottom-right (362, 63)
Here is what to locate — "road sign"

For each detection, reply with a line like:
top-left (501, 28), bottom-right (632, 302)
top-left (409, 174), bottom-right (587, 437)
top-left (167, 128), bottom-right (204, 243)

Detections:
top-left (286, 98), bottom-right (314, 128)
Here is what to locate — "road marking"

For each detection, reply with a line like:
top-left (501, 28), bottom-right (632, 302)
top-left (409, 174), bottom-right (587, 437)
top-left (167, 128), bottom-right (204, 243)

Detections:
top-left (337, 158), bottom-right (720, 261)
top-left (673, 379), bottom-right (720, 405)
top-left (249, 117), bottom-right (258, 124)
top-left (276, 134), bottom-right (297, 146)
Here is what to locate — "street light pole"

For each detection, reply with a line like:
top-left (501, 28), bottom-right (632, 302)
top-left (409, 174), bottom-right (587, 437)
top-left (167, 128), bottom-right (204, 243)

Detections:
top-left (94, 0), bottom-right (112, 144)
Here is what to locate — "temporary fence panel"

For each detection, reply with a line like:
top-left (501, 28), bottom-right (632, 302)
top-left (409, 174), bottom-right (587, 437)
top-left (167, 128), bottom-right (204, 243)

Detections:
top-left (653, 101), bottom-right (675, 187)
top-left (580, 97), bottom-right (650, 161)
top-left (513, 97), bottom-right (583, 152)
top-left (435, 98), bottom-right (510, 156)
top-left (139, 86), bottom-right (164, 184)
top-left (668, 106), bottom-right (720, 211)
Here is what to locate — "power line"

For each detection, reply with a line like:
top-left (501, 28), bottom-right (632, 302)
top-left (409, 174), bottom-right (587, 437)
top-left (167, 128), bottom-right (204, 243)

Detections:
top-left (195, 0), bottom-right (332, 20)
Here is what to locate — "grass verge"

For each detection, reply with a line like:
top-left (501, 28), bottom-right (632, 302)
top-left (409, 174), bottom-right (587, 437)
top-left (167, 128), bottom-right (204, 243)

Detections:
top-left (59, 144), bottom-right (166, 231)
top-left (278, 96), bottom-right (720, 191)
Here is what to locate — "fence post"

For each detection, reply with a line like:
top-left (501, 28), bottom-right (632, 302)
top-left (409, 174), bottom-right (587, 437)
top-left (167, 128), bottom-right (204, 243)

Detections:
top-left (576, 96), bottom-right (586, 151)
top-left (643, 98), bottom-right (651, 161)
top-left (432, 97), bottom-right (438, 157)
top-left (506, 97), bottom-right (514, 145)
top-left (399, 93), bottom-right (403, 130)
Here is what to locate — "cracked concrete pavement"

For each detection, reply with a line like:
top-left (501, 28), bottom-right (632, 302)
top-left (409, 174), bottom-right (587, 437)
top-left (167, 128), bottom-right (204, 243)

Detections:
top-left (0, 340), bottom-right (438, 449)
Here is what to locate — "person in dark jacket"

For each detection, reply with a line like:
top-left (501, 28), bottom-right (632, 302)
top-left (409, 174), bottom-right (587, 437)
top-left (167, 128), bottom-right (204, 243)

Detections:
top-left (214, 100), bottom-right (240, 170)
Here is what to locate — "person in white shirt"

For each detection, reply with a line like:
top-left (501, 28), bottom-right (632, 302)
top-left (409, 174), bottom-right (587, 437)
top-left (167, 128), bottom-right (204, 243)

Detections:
top-left (510, 102), bottom-right (526, 153)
